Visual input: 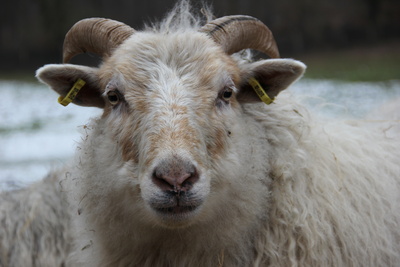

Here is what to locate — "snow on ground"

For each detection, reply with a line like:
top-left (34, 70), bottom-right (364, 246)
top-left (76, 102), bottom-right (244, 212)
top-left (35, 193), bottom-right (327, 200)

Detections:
top-left (0, 81), bottom-right (100, 189)
top-left (0, 79), bottom-right (399, 189)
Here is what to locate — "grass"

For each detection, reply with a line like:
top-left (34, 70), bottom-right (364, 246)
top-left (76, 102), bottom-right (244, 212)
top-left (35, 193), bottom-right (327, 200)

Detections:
top-left (298, 40), bottom-right (400, 82)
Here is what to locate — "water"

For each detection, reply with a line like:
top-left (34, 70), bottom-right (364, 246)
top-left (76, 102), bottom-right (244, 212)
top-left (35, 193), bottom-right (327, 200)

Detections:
top-left (0, 79), bottom-right (399, 189)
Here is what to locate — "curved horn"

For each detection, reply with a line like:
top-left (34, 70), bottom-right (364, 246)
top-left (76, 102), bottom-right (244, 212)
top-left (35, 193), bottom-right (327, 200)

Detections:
top-left (200, 15), bottom-right (279, 58)
top-left (63, 18), bottom-right (135, 63)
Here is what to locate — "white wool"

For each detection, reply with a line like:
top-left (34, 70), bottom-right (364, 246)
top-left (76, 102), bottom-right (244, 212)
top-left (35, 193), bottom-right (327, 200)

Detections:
top-left (245, 96), bottom-right (400, 266)
top-left (0, 171), bottom-right (71, 266)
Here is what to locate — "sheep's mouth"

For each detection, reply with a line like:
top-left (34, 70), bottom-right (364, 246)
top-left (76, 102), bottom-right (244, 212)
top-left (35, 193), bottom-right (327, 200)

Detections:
top-left (149, 193), bottom-right (203, 218)
top-left (153, 204), bottom-right (199, 215)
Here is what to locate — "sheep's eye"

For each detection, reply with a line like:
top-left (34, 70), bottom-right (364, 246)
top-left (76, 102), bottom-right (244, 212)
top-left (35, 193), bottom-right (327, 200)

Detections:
top-left (107, 91), bottom-right (119, 105)
top-left (222, 88), bottom-right (233, 101)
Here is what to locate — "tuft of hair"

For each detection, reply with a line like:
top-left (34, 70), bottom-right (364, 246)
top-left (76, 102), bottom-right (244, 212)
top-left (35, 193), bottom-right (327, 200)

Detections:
top-left (146, 0), bottom-right (257, 63)
top-left (146, 0), bottom-right (214, 33)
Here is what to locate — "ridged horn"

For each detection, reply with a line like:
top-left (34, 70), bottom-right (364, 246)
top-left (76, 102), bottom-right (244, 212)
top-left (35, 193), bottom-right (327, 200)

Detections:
top-left (200, 15), bottom-right (279, 58)
top-left (63, 18), bottom-right (135, 63)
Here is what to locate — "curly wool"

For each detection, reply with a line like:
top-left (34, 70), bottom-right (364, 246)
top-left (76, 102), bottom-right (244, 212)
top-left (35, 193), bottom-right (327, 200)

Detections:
top-left (246, 96), bottom-right (400, 266)
top-left (0, 171), bottom-right (71, 267)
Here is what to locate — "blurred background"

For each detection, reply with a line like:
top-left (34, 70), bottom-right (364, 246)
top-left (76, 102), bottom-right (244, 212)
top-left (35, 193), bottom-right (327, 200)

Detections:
top-left (0, 0), bottom-right (399, 188)
top-left (1, 0), bottom-right (399, 79)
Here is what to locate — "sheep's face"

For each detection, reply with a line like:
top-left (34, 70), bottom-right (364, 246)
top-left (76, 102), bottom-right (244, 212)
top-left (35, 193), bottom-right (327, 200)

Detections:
top-left (101, 32), bottom-right (242, 227)
top-left (37, 31), bottom-right (305, 228)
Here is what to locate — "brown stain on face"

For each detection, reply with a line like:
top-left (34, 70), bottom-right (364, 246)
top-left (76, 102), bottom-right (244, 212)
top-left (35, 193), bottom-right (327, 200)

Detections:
top-left (196, 49), bottom-right (241, 94)
top-left (107, 106), bottom-right (140, 164)
top-left (206, 126), bottom-right (228, 159)
top-left (145, 114), bottom-right (202, 166)
top-left (120, 130), bottom-right (139, 163)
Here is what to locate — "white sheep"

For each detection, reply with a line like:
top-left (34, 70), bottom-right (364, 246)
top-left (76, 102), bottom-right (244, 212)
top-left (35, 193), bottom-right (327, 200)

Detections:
top-left (3, 1), bottom-right (400, 266)
top-left (0, 171), bottom-right (71, 266)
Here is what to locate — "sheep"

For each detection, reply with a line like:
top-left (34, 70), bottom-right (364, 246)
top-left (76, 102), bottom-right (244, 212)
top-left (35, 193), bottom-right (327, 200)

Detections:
top-left (0, 171), bottom-right (71, 267)
top-left (366, 97), bottom-right (400, 138)
top-left (3, 1), bottom-right (400, 266)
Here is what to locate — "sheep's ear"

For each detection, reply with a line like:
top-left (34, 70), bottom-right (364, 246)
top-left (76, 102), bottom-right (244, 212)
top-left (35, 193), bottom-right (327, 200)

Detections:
top-left (237, 59), bottom-right (306, 104)
top-left (36, 64), bottom-right (105, 108)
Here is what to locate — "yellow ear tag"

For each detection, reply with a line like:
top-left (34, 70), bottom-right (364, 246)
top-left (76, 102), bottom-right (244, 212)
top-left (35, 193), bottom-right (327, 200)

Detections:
top-left (248, 77), bottom-right (274, 105)
top-left (58, 79), bottom-right (86, 106)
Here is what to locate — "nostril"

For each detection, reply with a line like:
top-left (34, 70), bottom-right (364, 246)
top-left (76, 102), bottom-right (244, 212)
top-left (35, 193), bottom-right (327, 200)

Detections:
top-left (181, 170), bottom-right (199, 190)
top-left (152, 170), bottom-right (174, 191)
top-left (151, 162), bottom-right (199, 192)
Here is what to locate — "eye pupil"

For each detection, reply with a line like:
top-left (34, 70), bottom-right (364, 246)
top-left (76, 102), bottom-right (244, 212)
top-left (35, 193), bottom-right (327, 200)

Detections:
top-left (107, 91), bottom-right (119, 104)
top-left (223, 90), bottom-right (232, 99)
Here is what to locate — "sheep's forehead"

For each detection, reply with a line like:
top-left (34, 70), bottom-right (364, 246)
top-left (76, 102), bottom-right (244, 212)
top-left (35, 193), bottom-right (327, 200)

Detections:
top-left (107, 32), bottom-right (240, 99)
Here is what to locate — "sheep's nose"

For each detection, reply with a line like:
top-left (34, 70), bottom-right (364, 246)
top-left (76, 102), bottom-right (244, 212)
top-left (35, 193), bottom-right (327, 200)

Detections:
top-left (152, 159), bottom-right (199, 193)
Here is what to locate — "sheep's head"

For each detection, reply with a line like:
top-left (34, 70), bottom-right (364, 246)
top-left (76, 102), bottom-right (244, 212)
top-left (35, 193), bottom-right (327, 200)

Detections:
top-left (37, 16), bottom-right (305, 228)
